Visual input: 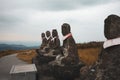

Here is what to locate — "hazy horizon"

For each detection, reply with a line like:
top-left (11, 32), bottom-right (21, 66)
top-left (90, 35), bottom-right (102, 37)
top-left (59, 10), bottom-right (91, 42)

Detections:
top-left (0, 41), bottom-right (41, 46)
top-left (0, 40), bottom-right (104, 47)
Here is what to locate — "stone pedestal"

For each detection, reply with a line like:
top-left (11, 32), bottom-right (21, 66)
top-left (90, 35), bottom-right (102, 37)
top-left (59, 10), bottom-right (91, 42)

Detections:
top-left (50, 64), bottom-right (84, 80)
top-left (10, 64), bottom-right (37, 80)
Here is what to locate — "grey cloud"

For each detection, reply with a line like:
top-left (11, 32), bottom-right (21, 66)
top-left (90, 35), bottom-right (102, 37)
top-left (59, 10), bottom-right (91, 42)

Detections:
top-left (0, 0), bottom-right (117, 11)
top-left (38, 0), bottom-right (114, 11)
top-left (0, 14), bottom-right (25, 27)
top-left (0, 15), bottom-right (20, 24)
top-left (0, 0), bottom-right (119, 27)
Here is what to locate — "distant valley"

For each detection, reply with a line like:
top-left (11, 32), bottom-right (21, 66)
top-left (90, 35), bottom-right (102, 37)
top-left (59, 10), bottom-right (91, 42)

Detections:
top-left (0, 44), bottom-right (39, 51)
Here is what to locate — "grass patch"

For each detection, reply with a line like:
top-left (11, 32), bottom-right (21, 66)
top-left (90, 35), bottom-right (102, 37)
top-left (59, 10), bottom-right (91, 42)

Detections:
top-left (0, 50), bottom-right (27, 58)
top-left (78, 47), bottom-right (101, 66)
top-left (16, 49), bottom-right (36, 63)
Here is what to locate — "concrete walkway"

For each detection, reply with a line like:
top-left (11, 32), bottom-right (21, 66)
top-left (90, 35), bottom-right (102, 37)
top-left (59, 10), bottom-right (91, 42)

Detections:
top-left (0, 54), bottom-right (27, 80)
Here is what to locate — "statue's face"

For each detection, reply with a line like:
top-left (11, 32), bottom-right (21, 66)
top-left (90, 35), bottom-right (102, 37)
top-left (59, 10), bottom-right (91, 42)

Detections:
top-left (52, 29), bottom-right (58, 37)
top-left (46, 31), bottom-right (51, 37)
top-left (61, 23), bottom-right (70, 36)
top-left (104, 15), bottom-right (120, 39)
top-left (41, 33), bottom-right (45, 38)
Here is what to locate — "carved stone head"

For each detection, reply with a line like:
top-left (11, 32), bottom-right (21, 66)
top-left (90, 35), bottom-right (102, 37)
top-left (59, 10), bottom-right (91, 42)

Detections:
top-left (46, 31), bottom-right (51, 37)
top-left (104, 14), bottom-right (120, 39)
top-left (41, 33), bottom-right (45, 39)
top-left (61, 23), bottom-right (71, 36)
top-left (52, 29), bottom-right (58, 37)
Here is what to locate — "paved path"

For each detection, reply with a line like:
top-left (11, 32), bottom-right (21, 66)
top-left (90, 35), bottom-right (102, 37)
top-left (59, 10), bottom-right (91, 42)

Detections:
top-left (0, 54), bottom-right (27, 80)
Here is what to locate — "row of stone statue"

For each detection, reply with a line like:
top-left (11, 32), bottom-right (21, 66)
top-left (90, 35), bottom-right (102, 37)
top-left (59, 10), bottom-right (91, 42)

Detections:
top-left (33, 14), bottom-right (120, 80)
top-left (33, 23), bottom-right (81, 80)
top-left (37, 30), bottom-right (61, 57)
top-left (36, 23), bottom-right (79, 66)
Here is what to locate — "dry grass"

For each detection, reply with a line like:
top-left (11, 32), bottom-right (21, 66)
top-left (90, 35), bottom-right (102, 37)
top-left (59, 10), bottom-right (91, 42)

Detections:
top-left (0, 49), bottom-right (37, 64)
top-left (16, 49), bottom-right (37, 63)
top-left (78, 48), bottom-right (101, 66)
top-left (0, 50), bottom-right (14, 58)
top-left (0, 50), bottom-right (27, 58)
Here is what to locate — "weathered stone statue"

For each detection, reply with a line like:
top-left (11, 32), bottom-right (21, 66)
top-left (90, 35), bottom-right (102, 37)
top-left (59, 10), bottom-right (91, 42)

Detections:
top-left (61, 23), bottom-right (79, 65)
top-left (50, 23), bottom-right (80, 65)
top-left (39, 30), bottom-right (61, 62)
top-left (46, 31), bottom-right (52, 46)
top-left (34, 32), bottom-right (46, 61)
top-left (40, 33), bottom-right (47, 50)
top-left (96, 14), bottom-right (120, 80)
top-left (48, 29), bottom-right (61, 56)
top-left (36, 31), bottom-right (53, 56)
top-left (43, 31), bottom-right (52, 53)
top-left (36, 33), bottom-right (47, 55)
top-left (36, 31), bottom-right (52, 55)
top-left (49, 23), bottom-right (84, 80)
top-left (33, 31), bottom-right (57, 80)
top-left (37, 29), bottom-right (61, 64)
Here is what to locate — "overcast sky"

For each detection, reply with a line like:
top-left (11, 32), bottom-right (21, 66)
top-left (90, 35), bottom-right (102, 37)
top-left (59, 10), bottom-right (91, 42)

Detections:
top-left (0, 0), bottom-right (120, 45)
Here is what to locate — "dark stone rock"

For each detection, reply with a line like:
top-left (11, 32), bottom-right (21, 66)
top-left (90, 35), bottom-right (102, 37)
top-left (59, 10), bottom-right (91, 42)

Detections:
top-left (33, 51), bottom-right (56, 65)
top-left (33, 56), bottom-right (55, 80)
top-left (38, 55), bottom-right (56, 64)
top-left (37, 76), bottom-right (56, 80)
top-left (79, 65), bottom-right (97, 80)
top-left (50, 64), bottom-right (84, 80)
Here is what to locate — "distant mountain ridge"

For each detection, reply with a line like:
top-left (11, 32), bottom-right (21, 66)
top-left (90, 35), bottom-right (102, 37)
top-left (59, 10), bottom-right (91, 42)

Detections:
top-left (0, 44), bottom-right (39, 51)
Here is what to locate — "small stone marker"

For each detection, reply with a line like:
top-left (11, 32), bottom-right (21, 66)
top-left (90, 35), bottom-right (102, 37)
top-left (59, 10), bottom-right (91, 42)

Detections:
top-left (10, 64), bottom-right (37, 80)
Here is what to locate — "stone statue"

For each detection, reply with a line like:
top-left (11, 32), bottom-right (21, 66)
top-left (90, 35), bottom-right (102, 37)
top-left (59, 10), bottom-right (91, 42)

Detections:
top-left (96, 14), bottom-right (120, 80)
top-left (40, 33), bottom-right (47, 50)
top-left (48, 29), bottom-right (61, 56)
top-left (61, 23), bottom-right (79, 65)
top-left (36, 31), bottom-right (52, 55)
top-left (36, 33), bottom-right (47, 54)
top-left (46, 31), bottom-right (52, 45)
top-left (33, 31), bottom-right (57, 80)
top-left (43, 31), bottom-right (52, 53)
top-left (49, 23), bottom-right (84, 80)
top-left (52, 23), bottom-right (79, 65)
top-left (34, 30), bottom-right (56, 65)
